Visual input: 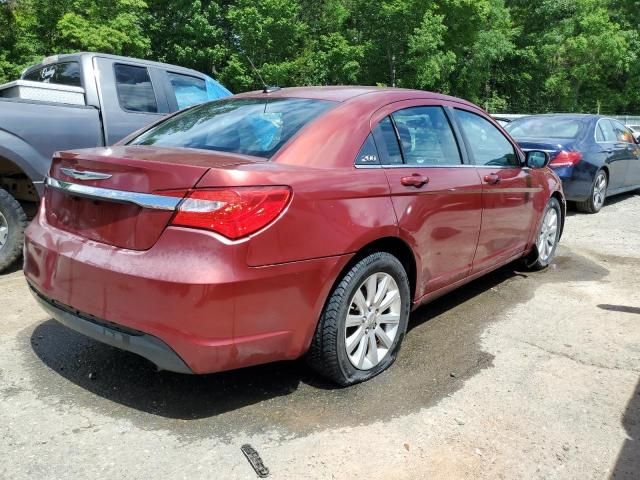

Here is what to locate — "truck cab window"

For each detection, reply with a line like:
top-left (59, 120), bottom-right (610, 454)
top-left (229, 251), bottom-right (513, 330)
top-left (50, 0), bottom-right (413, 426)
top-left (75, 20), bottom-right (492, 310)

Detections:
top-left (114, 64), bottom-right (158, 113)
top-left (167, 72), bottom-right (208, 109)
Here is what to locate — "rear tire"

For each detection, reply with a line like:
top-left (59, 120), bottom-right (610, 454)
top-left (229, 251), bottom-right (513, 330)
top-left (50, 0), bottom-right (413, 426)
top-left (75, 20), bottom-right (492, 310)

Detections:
top-left (525, 197), bottom-right (562, 271)
top-left (306, 252), bottom-right (411, 386)
top-left (576, 170), bottom-right (607, 213)
top-left (0, 188), bottom-right (28, 272)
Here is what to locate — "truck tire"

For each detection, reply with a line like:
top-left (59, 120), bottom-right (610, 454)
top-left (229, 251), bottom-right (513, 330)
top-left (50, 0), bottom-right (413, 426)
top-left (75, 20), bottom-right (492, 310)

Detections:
top-left (0, 188), bottom-right (28, 272)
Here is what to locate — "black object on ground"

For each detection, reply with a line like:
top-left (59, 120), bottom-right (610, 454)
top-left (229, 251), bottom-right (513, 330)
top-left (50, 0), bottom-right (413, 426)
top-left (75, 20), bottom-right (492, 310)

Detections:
top-left (241, 444), bottom-right (270, 478)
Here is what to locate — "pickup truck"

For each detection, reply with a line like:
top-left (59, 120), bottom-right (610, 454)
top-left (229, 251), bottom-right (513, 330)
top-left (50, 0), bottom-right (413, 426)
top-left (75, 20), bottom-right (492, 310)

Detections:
top-left (0, 52), bottom-right (231, 271)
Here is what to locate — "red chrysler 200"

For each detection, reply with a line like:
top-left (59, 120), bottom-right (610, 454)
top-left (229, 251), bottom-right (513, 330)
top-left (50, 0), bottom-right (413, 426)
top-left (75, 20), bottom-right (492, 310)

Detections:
top-left (24, 87), bottom-right (565, 385)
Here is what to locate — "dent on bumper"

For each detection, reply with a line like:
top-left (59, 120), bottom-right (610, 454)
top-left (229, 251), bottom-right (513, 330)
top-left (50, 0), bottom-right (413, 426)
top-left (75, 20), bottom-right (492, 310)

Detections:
top-left (29, 284), bottom-right (193, 374)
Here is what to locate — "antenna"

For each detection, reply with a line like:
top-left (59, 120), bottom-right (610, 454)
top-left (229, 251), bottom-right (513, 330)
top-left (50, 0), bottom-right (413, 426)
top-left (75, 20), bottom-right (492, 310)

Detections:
top-left (245, 54), bottom-right (281, 94)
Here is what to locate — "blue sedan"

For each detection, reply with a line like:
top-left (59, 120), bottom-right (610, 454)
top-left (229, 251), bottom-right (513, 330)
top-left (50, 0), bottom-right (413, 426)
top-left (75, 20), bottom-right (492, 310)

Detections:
top-left (506, 114), bottom-right (640, 213)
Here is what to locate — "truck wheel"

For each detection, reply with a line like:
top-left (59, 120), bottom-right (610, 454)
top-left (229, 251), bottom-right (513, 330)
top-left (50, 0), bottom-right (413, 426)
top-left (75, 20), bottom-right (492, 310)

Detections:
top-left (0, 189), bottom-right (28, 272)
top-left (306, 252), bottom-right (411, 386)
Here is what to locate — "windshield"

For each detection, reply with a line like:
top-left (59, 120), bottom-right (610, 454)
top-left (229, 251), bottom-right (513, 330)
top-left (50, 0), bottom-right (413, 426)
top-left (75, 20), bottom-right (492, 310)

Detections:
top-left (506, 117), bottom-right (585, 139)
top-left (129, 97), bottom-right (336, 158)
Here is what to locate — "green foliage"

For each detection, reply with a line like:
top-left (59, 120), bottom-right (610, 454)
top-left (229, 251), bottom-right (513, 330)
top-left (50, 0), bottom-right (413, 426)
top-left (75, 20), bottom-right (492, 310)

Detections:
top-left (0, 0), bottom-right (637, 113)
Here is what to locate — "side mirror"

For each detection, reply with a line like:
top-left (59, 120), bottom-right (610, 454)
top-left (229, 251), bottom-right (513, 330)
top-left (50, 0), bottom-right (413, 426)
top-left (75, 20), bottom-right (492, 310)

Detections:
top-left (526, 150), bottom-right (550, 169)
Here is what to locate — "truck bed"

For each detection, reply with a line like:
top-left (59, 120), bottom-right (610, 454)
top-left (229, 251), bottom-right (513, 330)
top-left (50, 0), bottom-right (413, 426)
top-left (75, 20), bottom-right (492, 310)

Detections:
top-left (0, 98), bottom-right (103, 186)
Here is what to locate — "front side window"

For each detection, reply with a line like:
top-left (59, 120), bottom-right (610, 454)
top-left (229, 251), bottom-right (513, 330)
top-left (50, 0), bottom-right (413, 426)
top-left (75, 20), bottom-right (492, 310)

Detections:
top-left (456, 109), bottom-right (518, 167)
top-left (129, 98), bottom-right (336, 158)
top-left (391, 106), bottom-right (461, 166)
top-left (168, 72), bottom-right (208, 109)
top-left (114, 64), bottom-right (158, 113)
top-left (23, 62), bottom-right (81, 87)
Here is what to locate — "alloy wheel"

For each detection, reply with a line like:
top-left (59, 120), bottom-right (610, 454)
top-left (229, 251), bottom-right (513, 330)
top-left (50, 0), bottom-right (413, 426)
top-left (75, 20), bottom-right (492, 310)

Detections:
top-left (593, 172), bottom-right (607, 210)
top-left (0, 211), bottom-right (8, 251)
top-left (536, 207), bottom-right (558, 262)
top-left (345, 272), bottom-right (402, 370)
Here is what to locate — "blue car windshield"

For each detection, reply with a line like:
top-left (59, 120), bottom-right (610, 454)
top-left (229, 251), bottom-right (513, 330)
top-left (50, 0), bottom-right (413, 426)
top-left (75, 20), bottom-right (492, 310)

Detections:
top-left (129, 97), bottom-right (336, 158)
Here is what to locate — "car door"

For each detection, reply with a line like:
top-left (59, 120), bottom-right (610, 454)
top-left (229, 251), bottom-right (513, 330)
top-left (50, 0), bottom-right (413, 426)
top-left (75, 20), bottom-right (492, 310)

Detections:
top-left (452, 107), bottom-right (538, 273)
top-left (611, 120), bottom-right (640, 187)
top-left (596, 119), bottom-right (629, 191)
top-left (93, 57), bottom-right (170, 145)
top-left (371, 101), bottom-right (483, 298)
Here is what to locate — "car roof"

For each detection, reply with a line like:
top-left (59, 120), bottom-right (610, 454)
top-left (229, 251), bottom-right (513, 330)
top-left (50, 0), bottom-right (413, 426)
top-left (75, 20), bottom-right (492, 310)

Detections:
top-left (22, 52), bottom-right (206, 78)
top-left (234, 86), bottom-right (477, 107)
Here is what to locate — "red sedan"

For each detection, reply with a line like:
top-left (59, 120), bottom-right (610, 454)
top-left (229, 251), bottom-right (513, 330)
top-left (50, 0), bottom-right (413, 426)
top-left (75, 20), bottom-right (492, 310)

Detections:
top-left (24, 87), bottom-right (565, 385)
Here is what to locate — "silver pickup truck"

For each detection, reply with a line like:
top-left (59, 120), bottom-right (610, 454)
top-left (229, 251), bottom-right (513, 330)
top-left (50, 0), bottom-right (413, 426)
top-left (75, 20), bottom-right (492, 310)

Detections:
top-left (0, 52), bottom-right (231, 271)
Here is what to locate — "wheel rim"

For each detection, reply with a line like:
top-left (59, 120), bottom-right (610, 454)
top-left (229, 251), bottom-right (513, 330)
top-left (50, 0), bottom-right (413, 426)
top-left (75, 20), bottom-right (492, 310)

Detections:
top-left (536, 207), bottom-right (558, 262)
top-left (345, 272), bottom-right (402, 370)
top-left (593, 173), bottom-right (607, 209)
top-left (0, 211), bottom-right (8, 251)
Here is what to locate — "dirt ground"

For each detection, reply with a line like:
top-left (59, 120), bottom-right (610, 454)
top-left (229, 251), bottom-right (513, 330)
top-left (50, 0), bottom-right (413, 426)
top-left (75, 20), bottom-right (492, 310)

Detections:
top-left (1, 192), bottom-right (639, 479)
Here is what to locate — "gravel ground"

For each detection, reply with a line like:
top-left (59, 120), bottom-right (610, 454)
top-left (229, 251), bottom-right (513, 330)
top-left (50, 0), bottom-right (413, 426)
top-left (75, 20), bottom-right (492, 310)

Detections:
top-left (1, 192), bottom-right (639, 479)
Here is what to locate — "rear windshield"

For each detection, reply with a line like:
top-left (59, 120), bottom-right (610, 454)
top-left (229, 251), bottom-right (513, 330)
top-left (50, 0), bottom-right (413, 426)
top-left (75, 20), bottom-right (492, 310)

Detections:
top-left (506, 117), bottom-right (585, 139)
top-left (22, 62), bottom-right (82, 87)
top-left (129, 97), bottom-right (336, 158)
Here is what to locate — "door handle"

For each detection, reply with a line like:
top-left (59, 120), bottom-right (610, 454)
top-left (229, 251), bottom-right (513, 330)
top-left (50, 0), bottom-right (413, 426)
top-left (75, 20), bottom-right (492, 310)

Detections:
top-left (483, 173), bottom-right (501, 185)
top-left (400, 174), bottom-right (429, 188)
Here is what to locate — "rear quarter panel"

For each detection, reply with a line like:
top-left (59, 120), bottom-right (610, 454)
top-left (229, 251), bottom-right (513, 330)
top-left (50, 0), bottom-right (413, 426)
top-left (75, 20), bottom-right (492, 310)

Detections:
top-left (195, 162), bottom-right (398, 266)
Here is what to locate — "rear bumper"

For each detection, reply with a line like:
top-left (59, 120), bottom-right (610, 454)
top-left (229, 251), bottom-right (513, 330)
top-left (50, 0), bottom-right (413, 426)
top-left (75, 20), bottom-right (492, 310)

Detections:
top-left (29, 285), bottom-right (192, 373)
top-left (24, 203), bottom-right (351, 374)
top-left (551, 164), bottom-right (596, 202)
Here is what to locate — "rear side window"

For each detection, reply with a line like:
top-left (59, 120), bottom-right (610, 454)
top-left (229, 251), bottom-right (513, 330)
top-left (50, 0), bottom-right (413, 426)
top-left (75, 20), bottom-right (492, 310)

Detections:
top-left (391, 106), bottom-right (461, 165)
top-left (23, 62), bottom-right (81, 87)
top-left (372, 117), bottom-right (403, 165)
top-left (114, 64), bottom-right (158, 113)
top-left (129, 98), bottom-right (336, 158)
top-left (456, 109), bottom-right (518, 167)
top-left (355, 134), bottom-right (380, 166)
top-left (168, 72), bottom-right (208, 109)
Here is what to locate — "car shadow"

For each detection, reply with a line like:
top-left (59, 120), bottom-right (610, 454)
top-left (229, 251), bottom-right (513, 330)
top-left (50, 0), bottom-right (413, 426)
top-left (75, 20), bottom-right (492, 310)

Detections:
top-left (0, 257), bottom-right (22, 275)
top-left (30, 318), bottom-right (334, 420)
top-left (597, 304), bottom-right (640, 315)
top-left (28, 249), bottom-right (607, 423)
top-left (611, 377), bottom-right (640, 479)
top-left (566, 190), bottom-right (639, 217)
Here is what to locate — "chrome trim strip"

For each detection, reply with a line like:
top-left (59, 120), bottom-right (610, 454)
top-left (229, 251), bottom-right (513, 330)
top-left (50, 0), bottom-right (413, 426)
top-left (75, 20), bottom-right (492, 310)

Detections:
top-left (355, 163), bottom-right (523, 169)
top-left (45, 177), bottom-right (180, 211)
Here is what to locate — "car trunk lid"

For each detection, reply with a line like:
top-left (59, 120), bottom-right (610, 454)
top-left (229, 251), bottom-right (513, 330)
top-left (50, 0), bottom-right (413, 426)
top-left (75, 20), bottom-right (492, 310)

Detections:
top-left (45, 146), bottom-right (258, 250)
top-left (515, 138), bottom-right (581, 168)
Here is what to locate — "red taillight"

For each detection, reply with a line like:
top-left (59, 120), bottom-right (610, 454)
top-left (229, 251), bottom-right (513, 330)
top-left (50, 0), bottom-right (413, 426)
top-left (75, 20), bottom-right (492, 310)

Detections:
top-left (550, 150), bottom-right (582, 167)
top-left (169, 186), bottom-right (291, 239)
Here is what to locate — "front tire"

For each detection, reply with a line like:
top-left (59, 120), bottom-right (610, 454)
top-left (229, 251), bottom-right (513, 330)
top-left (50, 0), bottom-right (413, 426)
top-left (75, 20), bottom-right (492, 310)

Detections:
top-left (0, 189), bottom-right (28, 273)
top-left (307, 252), bottom-right (411, 386)
top-left (525, 197), bottom-right (562, 271)
top-left (576, 170), bottom-right (607, 213)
